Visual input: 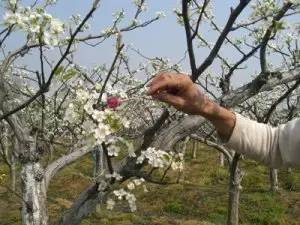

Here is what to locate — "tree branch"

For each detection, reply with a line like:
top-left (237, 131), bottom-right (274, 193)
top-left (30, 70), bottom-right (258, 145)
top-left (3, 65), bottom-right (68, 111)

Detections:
top-left (194, 0), bottom-right (250, 81)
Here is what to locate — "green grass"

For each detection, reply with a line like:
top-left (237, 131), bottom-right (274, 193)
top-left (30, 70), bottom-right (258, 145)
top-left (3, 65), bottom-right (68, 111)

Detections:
top-left (0, 143), bottom-right (299, 225)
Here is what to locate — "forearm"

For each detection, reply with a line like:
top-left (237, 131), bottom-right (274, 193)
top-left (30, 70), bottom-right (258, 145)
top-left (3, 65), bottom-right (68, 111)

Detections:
top-left (147, 72), bottom-right (289, 167)
top-left (197, 100), bottom-right (283, 167)
top-left (197, 100), bottom-right (236, 141)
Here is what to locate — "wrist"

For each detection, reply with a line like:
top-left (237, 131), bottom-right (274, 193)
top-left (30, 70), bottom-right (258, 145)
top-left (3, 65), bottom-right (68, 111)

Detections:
top-left (196, 97), bottom-right (216, 118)
top-left (197, 99), bottom-right (236, 141)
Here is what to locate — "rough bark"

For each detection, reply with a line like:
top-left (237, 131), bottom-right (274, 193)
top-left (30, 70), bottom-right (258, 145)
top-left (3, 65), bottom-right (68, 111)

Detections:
top-left (192, 140), bottom-right (197, 159)
top-left (21, 162), bottom-right (48, 225)
top-left (44, 146), bottom-right (93, 189)
top-left (269, 168), bottom-right (279, 192)
top-left (220, 153), bottom-right (225, 167)
top-left (60, 184), bottom-right (102, 225)
top-left (9, 156), bottom-right (16, 191)
top-left (227, 153), bottom-right (241, 225)
top-left (94, 145), bottom-right (106, 176)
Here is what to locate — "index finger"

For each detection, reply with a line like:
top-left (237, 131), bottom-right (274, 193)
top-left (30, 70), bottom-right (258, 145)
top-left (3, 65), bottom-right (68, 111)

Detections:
top-left (147, 72), bottom-right (168, 87)
top-left (147, 76), bottom-right (178, 96)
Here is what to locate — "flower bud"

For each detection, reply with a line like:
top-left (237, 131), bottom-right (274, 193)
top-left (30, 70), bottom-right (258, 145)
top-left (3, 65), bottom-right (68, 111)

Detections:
top-left (107, 96), bottom-right (121, 109)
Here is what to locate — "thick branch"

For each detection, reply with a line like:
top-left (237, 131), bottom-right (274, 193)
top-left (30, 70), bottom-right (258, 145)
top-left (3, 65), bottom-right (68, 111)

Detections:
top-left (260, 2), bottom-right (293, 73)
top-left (190, 134), bottom-right (232, 164)
top-left (45, 146), bottom-right (93, 189)
top-left (182, 0), bottom-right (197, 76)
top-left (263, 78), bottom-right (300, 123)
top-left (193, 1), bottom-right (250, 81)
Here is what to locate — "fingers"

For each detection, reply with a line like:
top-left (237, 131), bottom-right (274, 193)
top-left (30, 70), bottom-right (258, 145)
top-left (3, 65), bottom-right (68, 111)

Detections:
top-left (147, 72), bottom-right (193, 96)
top-left (147, 73), bottom-right (178, 96)
top-left (148, 80), bottom-right (176, 96)
top-left (148, 72), bottom-right (166, 87)
top-left (155, 92), bottom-right (184, 108)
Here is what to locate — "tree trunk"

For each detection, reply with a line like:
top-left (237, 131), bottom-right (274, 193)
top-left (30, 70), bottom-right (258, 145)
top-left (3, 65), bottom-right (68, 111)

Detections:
top-left (220, 153), bottom-right (225, 167)
top-left (21, 162), bottom-right (48, 225)
top-left (269, 168), bottom-right (279, 192)
top-left (227, 154), bottom-right (241, 225)
top-left (95, 145), bottom-right (105, 176)
top-left (9, 156), bottom-right (16, 191)
top-left (192, 140), bottom-right (197, 159)
top-left (60, 184), bottom-right (100, 225)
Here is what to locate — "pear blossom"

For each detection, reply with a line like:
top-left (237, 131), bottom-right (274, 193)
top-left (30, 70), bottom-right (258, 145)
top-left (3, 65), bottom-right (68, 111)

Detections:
top-left (9, 0), bottom-right (17, 6)
top-left (94, 124), bottom-right (111, 143)
top-left (133, 178), bottom-right (145, 186)
top-left (3, 6), bottom-right (64, 46)
top-left (136, 147), bottom-right (171, 168)
top-left (105, 172), bottom-right (123, 181)
top-left (107, 144), bottom-right (120, 157)
top-left (156, 11), bottom-right (166, 19)
top-left (106, 198), bottom-right (115, 210)
top-left (127, 182), bottom-right (135, 190)
top-left (76, 89), bottom-right (90, 102)
top-left (113, 188), bottom-right (127, 200)
top-left (143, 185), bottom-right (148, 193)
top-left (125, 193), bottom-right (137, 212)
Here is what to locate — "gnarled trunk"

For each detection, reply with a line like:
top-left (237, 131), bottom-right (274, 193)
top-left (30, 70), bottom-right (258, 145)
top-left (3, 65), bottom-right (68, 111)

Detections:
top-left (269, 168), bottom-right (279, 192)
top-left (9, 157), bottom-right (16, 191)
top-left (227, 154), bottom-right (241, 225)
top-left (192, 140), bottom-right (197, 159)
top-left (21, 162), bottom-right (48, 225)
top-left (220, 153), bottom-right (225, 167)
top-left (60, 184), bottom-right (100, 225)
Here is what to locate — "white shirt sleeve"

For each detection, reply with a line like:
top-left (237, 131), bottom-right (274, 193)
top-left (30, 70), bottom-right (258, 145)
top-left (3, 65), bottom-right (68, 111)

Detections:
top-left (226, 113), bottom-right (300, 168)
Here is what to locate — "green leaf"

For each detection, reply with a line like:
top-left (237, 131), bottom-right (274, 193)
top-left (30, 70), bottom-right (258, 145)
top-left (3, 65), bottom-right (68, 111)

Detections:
top-left (62, 69), bottom-right (77, 81)
top-left (54, 66), bottom-right (64, 76)
top-left (273, 21), bottom-right (284, 32)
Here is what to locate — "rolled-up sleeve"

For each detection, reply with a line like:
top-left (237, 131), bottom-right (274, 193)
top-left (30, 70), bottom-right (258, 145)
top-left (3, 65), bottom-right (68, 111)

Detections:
top-left (226, 113), bottom-right (300, 168)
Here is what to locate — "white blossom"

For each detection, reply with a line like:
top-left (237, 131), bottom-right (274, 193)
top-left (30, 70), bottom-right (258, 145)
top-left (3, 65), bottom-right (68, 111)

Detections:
top-left (105, 172), bottom-right (123, 181)
top-left (113, 188), bottom-right (127, 200)
top-left (156, 11), bottom-right (166, 19)
top-left (3, 7), bottom-right (64, 46)
top-left (133, 178), bottom-right (145, 186)
top-left (94, 124), bottom-right (111, 143)
top-left (136, 147), bottom-right (170, 168)
top-left (106, 198), bottom-right (115, 210)
top-left (9, 0), bottom-right (17, 6)
top-left (107, 144), bottom-right (120, 157)
top-left (125, 193), bottom-right (137, 212)
top-left (127, 182), bottom-right (135, 190)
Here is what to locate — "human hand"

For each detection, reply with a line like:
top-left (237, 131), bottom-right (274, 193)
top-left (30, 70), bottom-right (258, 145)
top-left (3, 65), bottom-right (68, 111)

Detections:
top-left (147, 72), bottom-right (207, 115)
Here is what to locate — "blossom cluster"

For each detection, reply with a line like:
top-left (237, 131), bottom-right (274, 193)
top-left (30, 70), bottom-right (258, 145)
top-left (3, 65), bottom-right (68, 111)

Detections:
top-left (105, 172), bottom-right (123, 181)
top-left (132, 0), bottom-right (148, 11)
top-left (136, 147), bottom-right (184, 171)
top-left (3, 6), bottom-right (64, 46)
top-left (137, 147), bottom-right (170, 168)
top-left (64, 80), bottom-right (130, 148)
top-left (106, 178), bottom-right (146, 212)
top-left (250, 0), bottom-right (280, 20)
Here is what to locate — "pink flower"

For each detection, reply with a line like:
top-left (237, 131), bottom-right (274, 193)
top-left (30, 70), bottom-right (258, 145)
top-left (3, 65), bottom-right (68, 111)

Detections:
top-left (107, 96), bottom-right (121, 109)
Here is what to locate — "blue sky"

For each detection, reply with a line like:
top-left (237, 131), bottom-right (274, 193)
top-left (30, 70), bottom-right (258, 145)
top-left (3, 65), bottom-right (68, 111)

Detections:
top-left (48, 0), bottom-right (239, 66)
top-left (1, 1), bottom-right (299, 88)
top-left (1, 0), bottom-right (238, 66)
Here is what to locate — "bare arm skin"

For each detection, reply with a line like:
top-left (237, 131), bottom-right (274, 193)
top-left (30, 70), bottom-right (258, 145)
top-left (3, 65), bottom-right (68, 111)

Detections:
top-left (147, 72), bottom-right (300, 168)
top-left (147, 72), bottom-right (236, 141)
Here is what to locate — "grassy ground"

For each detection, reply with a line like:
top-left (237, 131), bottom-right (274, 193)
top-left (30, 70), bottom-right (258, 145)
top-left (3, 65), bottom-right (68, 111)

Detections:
top-left (0, 143), bottom-right (299, 225)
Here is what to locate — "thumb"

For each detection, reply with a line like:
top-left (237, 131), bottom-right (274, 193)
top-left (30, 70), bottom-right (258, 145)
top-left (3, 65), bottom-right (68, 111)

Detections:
top-left (155, 92), bottom-right (184, 108)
